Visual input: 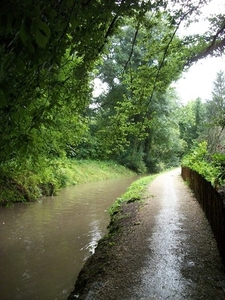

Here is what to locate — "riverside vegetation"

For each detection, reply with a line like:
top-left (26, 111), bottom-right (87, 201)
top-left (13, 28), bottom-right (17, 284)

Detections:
top-left (1, 2), bottom-right (225, 209)
top-left (182, 141), bottom-right (225, 191)
top-left (108, 174), bottom-right (157, 216)
top-left (0, 159), bottom-right (135, 206)
top-left (1, 1), bottom-right (225, 201)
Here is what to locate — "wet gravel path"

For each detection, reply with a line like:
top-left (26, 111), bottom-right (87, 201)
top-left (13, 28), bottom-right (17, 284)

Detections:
top-left (70, 168), bottom-right (225, 300)
top-left (128, 168), bottom-right (225, 299)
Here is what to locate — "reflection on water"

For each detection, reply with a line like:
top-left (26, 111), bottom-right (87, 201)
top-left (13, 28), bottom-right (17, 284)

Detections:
top-left (81, 220), bottom-right (102, 255)
top-left (0, 176), bottom-right (138, 300)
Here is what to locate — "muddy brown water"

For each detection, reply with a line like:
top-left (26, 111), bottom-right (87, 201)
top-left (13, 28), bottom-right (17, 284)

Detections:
top-left (0, 176), bottom-right (139, 300)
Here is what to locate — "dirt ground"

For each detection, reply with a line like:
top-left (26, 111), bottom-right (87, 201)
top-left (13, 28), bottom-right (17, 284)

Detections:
top-left (68, 168), bottom-right (225, 300)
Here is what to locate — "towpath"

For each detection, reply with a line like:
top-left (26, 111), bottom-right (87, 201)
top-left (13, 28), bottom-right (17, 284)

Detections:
top-left (69, 168), bottom-right (225, 300)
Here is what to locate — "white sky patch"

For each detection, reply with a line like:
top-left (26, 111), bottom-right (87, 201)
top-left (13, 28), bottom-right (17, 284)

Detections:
top-left (174, 0), bottom-right (225, 104)
top-left (178, 0), bottom-right (225, 35)
top-left (92, 78), bottom-right (108, 97)
top-left (174, 56), bottom-right (225, 104)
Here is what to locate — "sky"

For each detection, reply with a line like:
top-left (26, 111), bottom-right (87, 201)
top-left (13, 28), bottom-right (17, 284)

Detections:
top-left (174, 56), bottom-right (225, 104)
top-left (174, 0), bottom-right (225, 104)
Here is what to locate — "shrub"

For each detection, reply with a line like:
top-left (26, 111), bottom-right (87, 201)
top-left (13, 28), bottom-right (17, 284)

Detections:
top-left (182, 141), bottom-right (225, 188)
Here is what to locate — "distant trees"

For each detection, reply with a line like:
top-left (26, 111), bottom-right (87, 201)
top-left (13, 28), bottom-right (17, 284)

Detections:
top-left (76, 16), bottom-right (189, 172)
top-left (182, 70), bottom-right (225, 189)
top-left (206, 70), bottom-right (225, 127)
top-left (177, 98), bottom-right (206, 153)
top-left (205, 70), bottom-right (225, 153)
top-left (180, 70), bottom-right (225, 155)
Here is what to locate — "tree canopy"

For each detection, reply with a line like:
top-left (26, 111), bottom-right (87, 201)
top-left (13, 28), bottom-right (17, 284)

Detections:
top-left (1, 0), bottom-right (225, 172)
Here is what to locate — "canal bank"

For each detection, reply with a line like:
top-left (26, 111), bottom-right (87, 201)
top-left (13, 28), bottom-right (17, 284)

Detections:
top-left (68, 168), bottom-right (225, 300)
top-left (0, 159), bottom-right (135, 205)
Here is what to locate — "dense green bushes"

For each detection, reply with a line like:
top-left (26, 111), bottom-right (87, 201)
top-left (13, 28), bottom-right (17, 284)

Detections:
top-left (182, 141), bottom-right (225, 188)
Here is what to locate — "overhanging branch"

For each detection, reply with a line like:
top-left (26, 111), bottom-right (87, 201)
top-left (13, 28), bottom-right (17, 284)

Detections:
top-left (189, 20), bottom-right (225, 64)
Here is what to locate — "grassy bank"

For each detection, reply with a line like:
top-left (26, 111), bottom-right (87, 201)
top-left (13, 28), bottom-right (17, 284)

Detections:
top-left (108, 174), bottom-right (157, 216)
top-left (69, 173), bottom-right (158, 299)
top-left (0, 159), bottom-right (136, 205)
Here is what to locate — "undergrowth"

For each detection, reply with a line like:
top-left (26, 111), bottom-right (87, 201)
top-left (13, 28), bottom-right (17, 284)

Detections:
top-left (182, 141), bottom-right (225, 188)
top-left (0, 158), bottom-right (135, 205)
top-left (108, 174), bottom-right (157, 216)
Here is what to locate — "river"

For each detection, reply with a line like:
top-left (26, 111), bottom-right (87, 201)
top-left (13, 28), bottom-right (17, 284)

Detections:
top-left (0, 176), bottom-right (138, 300)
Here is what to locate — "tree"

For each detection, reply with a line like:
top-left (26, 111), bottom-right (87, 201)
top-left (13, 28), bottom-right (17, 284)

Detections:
top-left (205, 70), bottom-right (225, 153)
top-left (207, 71), bottom-right (225, 126)
top-left (0, 0), bottom-right (157, 163)
top-left (1, 0), bottom-right (224, 169)
top-left (189, 14), bottom-right (225, 63)
top-left (177, 98), bottom-right (206, 154)
top-left (82, 14), bottom-right (188, 171)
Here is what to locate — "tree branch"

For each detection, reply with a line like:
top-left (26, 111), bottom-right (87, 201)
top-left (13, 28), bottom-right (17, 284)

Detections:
top-left (189, 21), bottom-right (225, 64)
top-left (122, 23), bottom-right (140, 74)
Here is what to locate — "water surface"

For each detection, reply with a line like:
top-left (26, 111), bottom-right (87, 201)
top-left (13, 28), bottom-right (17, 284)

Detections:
top-left (0, 176), bottom-right (138, 300)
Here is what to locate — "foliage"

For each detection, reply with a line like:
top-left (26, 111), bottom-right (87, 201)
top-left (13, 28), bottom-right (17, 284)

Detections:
top-left (211, 150), bottom-right (225, 187)
top-left (208, 70), bottom-right (225, 126)
top-left (182, 72), bottom-right (225, 187)
top-left (190, 13), bottom-right (225, 63)
top-left (0, 0), bottom-right (158, 163)
top-left (84, 14), bottom-right (190, 171)
top-left (203, 70), bottom-right (225, 153)
top-left (117, 147), bottom-right (147, 174)
top-left (0, 50), bottom-right (91, 162)
top-left (181, 141), bottom-right (225, 188)
top-left (1, 0), bottom-right (225, 191)
top-left (0, 158), bottom-right (135, 205)
top-left (108, 174), bottom-right (157, 216)
top-left (176, 98), bottom-right (207, 154)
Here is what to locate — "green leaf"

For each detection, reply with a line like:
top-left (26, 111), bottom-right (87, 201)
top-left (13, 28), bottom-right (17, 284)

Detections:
top-left (2, 53), bottom-right (15, 69)
top-left (35, 29), bottom-right (49, 48)
top-left (37, 20), bottom-right (51, 39)
top-left (30, 20), bottom-right (38, 35)
top-left (33, 20), bottom-right (51, 48)
top-left (31, 19), bottom-right (50, 48)
top-left (20, 22), bottom-right (30, 44)
top-left (27, 43), bottom-right (35, 53)
top-left (0, 90), bottom-right (7, 107)
top-left (70, 19), bottom-right (78, 29)
top-left (15, 57), bottom-right (25, 72)
top-left (48, 9), bottom-right (57, 19)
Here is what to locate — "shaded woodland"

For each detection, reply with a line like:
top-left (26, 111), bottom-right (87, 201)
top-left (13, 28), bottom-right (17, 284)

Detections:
top-left (1, 0), bottom-right (225, 200)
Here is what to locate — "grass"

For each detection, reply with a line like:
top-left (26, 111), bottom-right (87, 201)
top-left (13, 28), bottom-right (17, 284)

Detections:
top-left (0, 158), bottom-right (136, 205)
top-left (108, 174), bottom-right (157, 216)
